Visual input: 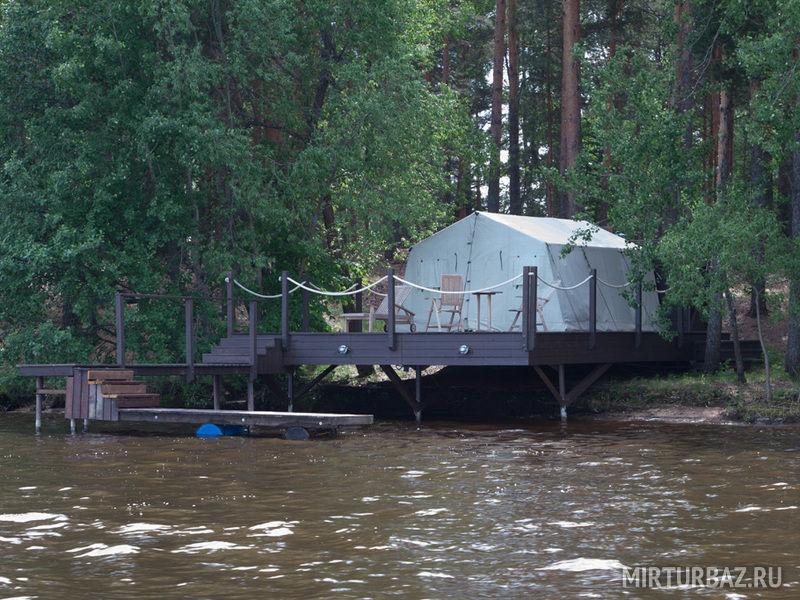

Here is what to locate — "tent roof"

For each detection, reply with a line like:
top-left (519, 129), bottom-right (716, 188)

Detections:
top-left (474, 212), bottom-right (629, 249)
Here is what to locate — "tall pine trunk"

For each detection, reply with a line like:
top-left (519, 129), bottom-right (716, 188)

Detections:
top-left (507, 0), bottom-right (521, 215)
top-left (487, 0), bottom-right (506, 213)
top-left (786, 130), bottom-right (800, 376)
top-left (704, 77), bottom-right (732, 373)
top-left (748, 78), bottom-right (771, 317)
top-left (559, 0), bottom-right (581, 218)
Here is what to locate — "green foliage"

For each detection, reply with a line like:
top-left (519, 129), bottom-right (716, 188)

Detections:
top-left (0, 0), bottom-right (467, 387)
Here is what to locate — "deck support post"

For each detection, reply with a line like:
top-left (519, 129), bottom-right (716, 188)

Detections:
top-left (522, 266), bottom-right (537, 351)
top-left (83, 418), bottom-right (89, 433)
top-left (380, 365), bottom-right (422, 422)
top-left (247, 379), bottom-right (255, 412)
top-left (35, 376), bottom-right (43, 434)
top-left (115, 292), bottom-right (125, 367)
top-left (414, 367), bottom-right (422, 423)
top-left (387, 268), bottom-right (396, 350)
top-left (70, 418), bottom-right (76, 435)
top-left (534, 363), bottom-right (613, 420)
top-left (287, 371), bottom-right (294, 412)
top-left (281, 271), bottom-right (290, 350)
top-left (635, 282), bottom-right (642, 348)
top-left (212, 375), bottom-right (222, 411)
top-left (589, 269), bottom-right (597, 349)
top-left (249, 301), bottom-right (258, 384)
top-left (185, 298), bottom-right (195, 383)
top-left (302, 279), bottom-right (310, 332)
top-left (226, 271), bottom-right (234, 337)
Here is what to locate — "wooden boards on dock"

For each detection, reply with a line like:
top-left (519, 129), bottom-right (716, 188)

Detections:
top-left (116, 408), bottom-right (373, 428)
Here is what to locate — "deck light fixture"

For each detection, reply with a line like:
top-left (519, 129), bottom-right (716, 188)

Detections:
top-left (338, 344), bottom-right (350, 355)
top-left (458, 344), bottom-right (470, 355)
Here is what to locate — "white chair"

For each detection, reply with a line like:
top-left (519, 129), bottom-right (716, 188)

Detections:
top-left (508, 280), bottom-right (560, 331)
top-left (425, 274), bottom-right (464, 331)
top-left (342, 286), bottom-right (416, 332)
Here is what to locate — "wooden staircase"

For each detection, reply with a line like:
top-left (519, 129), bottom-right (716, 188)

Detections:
top-left (201, 333), bottom-right (284, 373)
top-left (88, 369), bottom-right (160, 409)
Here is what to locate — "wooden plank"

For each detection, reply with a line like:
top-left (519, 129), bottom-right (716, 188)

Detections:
top-left (88, 384), bottom-right (98, 420)
top-left (117, 408), bottom-right (373, 428)
top-left (103, 396), bottom-right (114, 421)
top-left (65, 376), bottom-right (74, 419)
top-left (87, 369), bottom-right (134, 380)
top-left (38, 389), bottom-right (66, 394)
top-left (79, 370), bottom-right (89, 420)
top-left (115, 394), bottom-right (161, 408)
top-left (101, 382), bottom-right (147, 395)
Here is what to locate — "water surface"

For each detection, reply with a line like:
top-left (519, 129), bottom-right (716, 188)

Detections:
top-left (1, 414), bottom-right (798, 598)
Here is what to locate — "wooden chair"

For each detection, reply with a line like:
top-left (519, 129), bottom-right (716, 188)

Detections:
top-left (508, 280), bottom-right (560, 331)
top-left (425, 274), bottom-right (465, 332)
top-left (342, 286), bottom-right (416, 332)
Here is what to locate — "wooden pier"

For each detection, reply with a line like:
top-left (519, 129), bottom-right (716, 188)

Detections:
top-left (18, 266), bottom-right (748, 432)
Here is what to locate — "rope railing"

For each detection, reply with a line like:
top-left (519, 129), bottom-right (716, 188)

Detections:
top-left (393, 273), bottom-right (523, 295)
top-left (228, 271), bottom-right (648, 299)
top-left (232, 278), bottom-right (302, 299)
top-left (286, 276), bottom-right (388, 297)
top-left (536, 274), bottom-right (593, 291)
top-left (597, 278), bottom-right (633, 289)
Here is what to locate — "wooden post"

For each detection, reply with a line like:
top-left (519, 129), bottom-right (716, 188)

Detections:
top-left (387, 267), bottom-right (396, 350)
top-left (115, 292), bottom-right (125, 367)
top-left (35, 376), bottom-right (43, 434)
top-left (212, 375), bottom-right (222, 411)
top-left (287, 371), bottom-right (294, 412)
top-left (185, 298), bottom-right (194, 383)
top-left (589, 268), bottom-right (597, 349)
top-left (281, 270), bottom-right (289, 350)
top-left (226, 271), bottom-right (235, 337)
top-left (635, 282), bottom-right (642, 348)
top-left (301, 279), bottom-right (310, 332)
top-left (415, 367), bottom-right (422, 423)
top-left (247, 379), bottom-right (255, 412)
top-left (558, 364), bottom-right (567, 420)
top-left (522, 266), bottom-right (537, 351)
top-left (249, 301), bottom-right (258, 384)
top-left (352, 284), bottom-right (363, 333)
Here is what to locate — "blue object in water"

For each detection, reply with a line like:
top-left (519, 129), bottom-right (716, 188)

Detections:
top-left (196, 423), bottom-right (223, 438)
top-left (223, 425), bottom-right (248, 436)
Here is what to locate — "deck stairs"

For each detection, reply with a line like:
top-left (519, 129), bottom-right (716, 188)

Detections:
top-left (201, 333), bottom-right (285, 373)
top-left (88, 369), bottom-right (160, 409)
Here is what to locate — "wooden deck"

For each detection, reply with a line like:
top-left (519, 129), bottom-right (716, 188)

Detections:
top-left (17, 269), bottom-right (745, 430)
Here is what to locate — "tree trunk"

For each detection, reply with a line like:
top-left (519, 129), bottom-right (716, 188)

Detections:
top-left (786, 131), bottom-right (800, 376)
top-left (754, 288), bottom-right (772, 401)
top-left (507, 0), bottom-right (521, 215)
top-left (704, 62), bottom-right (732, 372)
top-left (559, 0), bottom-right (581, 218)
top-left (748, 78), bottom-right (770, 317)
top-left (442, 37), bottom-right (450, 86)
top-left (668, 0), bottom-right (692, 228)
top-left (725, 288), bottom-right (746, 383)
top-left (704, 297), bottom-right (722, 373)
top-left (487, 0), bottom-right (506, 213)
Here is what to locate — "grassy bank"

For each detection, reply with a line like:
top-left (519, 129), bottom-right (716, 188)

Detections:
top-left (576, 365), bottom-right (800, 424)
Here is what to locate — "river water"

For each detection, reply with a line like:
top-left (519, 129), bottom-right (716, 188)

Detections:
top-left (0, 413), bottom-right (798, 599)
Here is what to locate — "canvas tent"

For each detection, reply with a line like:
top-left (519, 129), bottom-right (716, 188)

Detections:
top-left (399, 212), bottom-right (660, 332)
